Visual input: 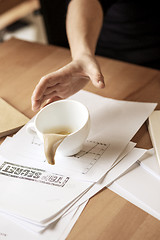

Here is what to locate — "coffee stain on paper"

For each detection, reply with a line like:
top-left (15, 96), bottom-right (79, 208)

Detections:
top-left (43, 129), bottom-right (71, 165)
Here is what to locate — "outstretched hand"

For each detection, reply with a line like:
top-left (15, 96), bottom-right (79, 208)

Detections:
top-left (31, 54), bottom-right (105, 111)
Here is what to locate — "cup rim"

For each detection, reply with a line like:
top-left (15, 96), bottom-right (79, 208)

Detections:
top-left (34, 99), bottom-right (90, 136)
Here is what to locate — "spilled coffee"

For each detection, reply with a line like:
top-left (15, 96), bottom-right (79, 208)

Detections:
top-left (43, 128), bottom-right (72, 165)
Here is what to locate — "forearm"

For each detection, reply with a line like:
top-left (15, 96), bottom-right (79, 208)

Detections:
top-left (66, 0), bottom-right (103, 60)
top-left (32, 1), bottom-right (104, 111)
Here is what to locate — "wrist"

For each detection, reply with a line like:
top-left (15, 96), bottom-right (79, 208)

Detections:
top-left (71, 45), bottom-right (95, 61)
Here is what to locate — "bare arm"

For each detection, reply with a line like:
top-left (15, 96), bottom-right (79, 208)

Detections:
top-left (31, 0), bottom-right (105, 111)
top-left (67, 0), bottom-right (103, 59)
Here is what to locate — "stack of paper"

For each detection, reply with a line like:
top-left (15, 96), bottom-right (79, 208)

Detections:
top-left (0, 90), bottom-right (157, 239)
top-left (148, 111), bottom-right (160, 167)
top-left (109, 148), bottom-right (160, 221)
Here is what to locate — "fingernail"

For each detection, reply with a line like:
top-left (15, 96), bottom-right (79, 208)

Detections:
top-left (98, 81), bottom-right (105, 88)
top-left (32, 103), bottom-right (39, 111)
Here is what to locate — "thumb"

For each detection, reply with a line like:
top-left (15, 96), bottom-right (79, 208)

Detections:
top-left (89, 71), bottom-right (105, 88)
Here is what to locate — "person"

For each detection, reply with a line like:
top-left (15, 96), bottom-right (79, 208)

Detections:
top-left (31, 0), bottom-right (160, 111)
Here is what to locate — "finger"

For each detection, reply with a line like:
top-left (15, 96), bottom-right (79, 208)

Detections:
top-left (32, 80), bottom-right (47, 101)
top-left (36, 81), bottom-right (70, 108)
top-left (32, 74), bottom-right (61, 101)
top-left (43, 82), bottom-right (67, 96)
top-left (43, 85), bottom-right (59, 95)
top-left (42, 91), bottom-right (59, 102)
top-left (32, 90), bottom-right (58, 111)
top-left (42, 96), bottom-right (63, 108)
top-left (31, 77), bottom-right (60, 111)
top-left (32, 99), bottom-right (41, 112)
top-left (89, 72), bottom-right (105, 88)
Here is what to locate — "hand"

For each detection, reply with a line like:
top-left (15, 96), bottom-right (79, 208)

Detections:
top-left (31, 54), bottom-right (105, 111)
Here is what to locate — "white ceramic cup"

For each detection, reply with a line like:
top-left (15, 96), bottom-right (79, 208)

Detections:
top-left (26, 99), bottom-right (90, 156)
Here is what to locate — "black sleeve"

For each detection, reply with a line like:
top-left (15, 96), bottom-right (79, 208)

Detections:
top-left (98, 0), bottom-right (107, 11)
top-left (98, 0), bottom-right (118, 13)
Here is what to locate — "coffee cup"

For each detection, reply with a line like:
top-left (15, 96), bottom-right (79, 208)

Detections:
top-left (26, 99), bottom-right (90, 158)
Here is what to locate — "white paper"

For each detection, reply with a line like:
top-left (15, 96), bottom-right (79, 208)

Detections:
top-left (0, 91), bottom-right (156, 182)
top-left (0, 141), bottom-right (136, 233)
top-left (64, 148), bottom-right (146, 212)
top-left (0, 201), bottom-right (87, 240)
top-left (0, 90), bottom-right (156, 231)
top-left (109, 150), bottom-right (160, 220)
top-left (59, 200), bottom-right (88, 240)
top-left (0, 155), bottom-right (92, 225)
top-left (139, 148), bottom-right (160, 180)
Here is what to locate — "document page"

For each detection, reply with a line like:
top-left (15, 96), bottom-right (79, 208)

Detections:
top-left (0, 91), bottom-right (156, 182)
top-left (0, 155), bottom-right (92, 225)
top-left (0, 90), bottom-right (156, 229)
top-left (109, 150), bottom-right (160, 220)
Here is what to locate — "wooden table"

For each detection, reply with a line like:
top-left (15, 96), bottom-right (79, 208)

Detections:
top-left (0, 0), bottom-right (40, 31)
top-left (0, 38), bottom-right (160, 240)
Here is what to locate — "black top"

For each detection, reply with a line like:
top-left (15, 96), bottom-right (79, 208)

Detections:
top-left (40, 0), bottom-right (160, 69)
top-left (96, 0), bottom-right (160, 69)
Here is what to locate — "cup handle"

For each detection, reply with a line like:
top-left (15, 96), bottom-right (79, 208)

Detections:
top-left (26, 122), bottom-right (36, 135)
